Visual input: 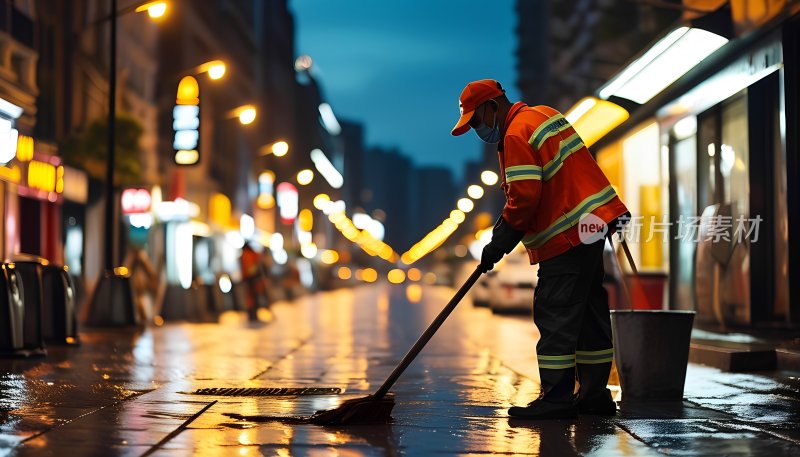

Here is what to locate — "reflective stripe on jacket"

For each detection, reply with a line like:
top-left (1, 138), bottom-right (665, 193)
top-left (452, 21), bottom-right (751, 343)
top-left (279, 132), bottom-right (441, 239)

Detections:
top-left (498, 102), bottom-right (629, 264)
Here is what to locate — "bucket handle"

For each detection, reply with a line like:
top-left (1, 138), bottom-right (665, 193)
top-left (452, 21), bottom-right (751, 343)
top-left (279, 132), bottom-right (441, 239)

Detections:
top-left (606, 233), bottom-right (651, 310)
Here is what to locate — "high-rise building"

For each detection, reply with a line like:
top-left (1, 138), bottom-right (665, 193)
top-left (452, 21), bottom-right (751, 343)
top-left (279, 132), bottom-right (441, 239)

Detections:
top-left (414, 165), bottom-right (456, 240)
top-left (339, 119), bottom-right (365, 210)
top-left (31, 1), bottom-right (160, 292)
top-left (362, 146), bottom-right (414, 250)
top-left (515, 0), bottom-right (681, 111)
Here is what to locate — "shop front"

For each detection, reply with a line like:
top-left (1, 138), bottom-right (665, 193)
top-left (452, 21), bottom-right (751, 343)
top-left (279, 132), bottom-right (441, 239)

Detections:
top-left (15, 146), bottom-right (64, 263)
top-left (588, 15), bottom-right (796, 327)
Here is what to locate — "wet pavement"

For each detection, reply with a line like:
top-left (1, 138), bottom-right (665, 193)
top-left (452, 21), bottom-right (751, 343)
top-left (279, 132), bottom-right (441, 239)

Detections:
top-left (1, 279), bottom-right (799, 456)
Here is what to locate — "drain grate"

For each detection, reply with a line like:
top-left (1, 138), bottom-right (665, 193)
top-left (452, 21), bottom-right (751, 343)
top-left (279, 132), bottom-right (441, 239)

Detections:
top-left (193, 387), bottom-right (342, 396)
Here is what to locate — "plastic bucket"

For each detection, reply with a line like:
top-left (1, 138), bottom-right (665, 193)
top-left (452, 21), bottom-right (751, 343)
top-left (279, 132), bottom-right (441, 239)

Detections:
top-left (610, 310), bottom-right (696, 400)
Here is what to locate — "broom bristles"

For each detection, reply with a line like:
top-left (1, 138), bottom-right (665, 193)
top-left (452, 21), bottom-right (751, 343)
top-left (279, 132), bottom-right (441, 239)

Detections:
top-left (309, 394), bottom-right (395, 425)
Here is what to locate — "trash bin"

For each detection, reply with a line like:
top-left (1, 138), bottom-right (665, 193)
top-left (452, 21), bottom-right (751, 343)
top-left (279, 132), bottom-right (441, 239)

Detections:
top-left (0, 263), bottom-right (25, 354)
top-left (159, 284), bottom-right (213, 322)
top-left (10, 256), bottom-right (47, 357)
top-left (201, 283), bottom-right (221, 320)
top-left (41, 264), bottom-right (80, 345)
top-left (611, 310), bottom-right (696, 400)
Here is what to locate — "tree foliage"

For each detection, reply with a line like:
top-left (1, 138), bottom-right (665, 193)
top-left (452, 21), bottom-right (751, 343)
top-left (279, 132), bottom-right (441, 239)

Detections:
top-left (60, 113), bottom-right (144, 187)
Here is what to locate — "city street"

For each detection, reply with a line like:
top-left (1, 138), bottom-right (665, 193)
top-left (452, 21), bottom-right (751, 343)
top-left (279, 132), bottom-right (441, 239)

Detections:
top-left (1, 278), bottom-right (799, 456)
top-left (2, 1), bottom-right (800, 455)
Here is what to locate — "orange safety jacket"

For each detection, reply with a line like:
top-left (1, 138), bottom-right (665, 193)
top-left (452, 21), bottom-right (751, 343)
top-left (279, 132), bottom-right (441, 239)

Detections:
top-left (498, 102), bottom-right (629, 264)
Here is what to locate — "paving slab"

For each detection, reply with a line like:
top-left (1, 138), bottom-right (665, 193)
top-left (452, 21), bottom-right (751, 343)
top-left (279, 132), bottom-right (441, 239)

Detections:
top-left (0, 283), bottom-right (798, 455)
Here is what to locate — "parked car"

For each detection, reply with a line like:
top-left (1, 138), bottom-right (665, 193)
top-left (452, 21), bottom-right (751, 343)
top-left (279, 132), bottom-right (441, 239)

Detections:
top-left (488, 247), bottom-right (538, 315)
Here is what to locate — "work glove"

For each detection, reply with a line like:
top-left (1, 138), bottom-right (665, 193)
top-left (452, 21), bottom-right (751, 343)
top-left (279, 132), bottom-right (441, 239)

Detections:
top-left (479, 216), bottom-right (525, 273)
top-left (608, 212), bottom-right (632, 239)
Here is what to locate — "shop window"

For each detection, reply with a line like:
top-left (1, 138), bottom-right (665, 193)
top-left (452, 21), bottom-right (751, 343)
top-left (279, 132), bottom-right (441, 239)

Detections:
top-left (721, 97), bottom-right (749, 218)
top-left (695, 93), bottom-right (751, 326)
top-left (622, 122), bottom-right (668, 271)
top-left (670, 134), bottom-right (698, 310)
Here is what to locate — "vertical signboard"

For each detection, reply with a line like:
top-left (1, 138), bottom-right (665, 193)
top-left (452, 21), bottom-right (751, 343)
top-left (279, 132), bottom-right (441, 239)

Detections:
top-left (173, 76), bottom-right (200, 165)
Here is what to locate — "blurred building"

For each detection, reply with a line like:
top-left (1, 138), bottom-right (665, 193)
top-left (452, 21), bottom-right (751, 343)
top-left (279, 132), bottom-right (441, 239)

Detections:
top-left (0, 0), bottom-right (40, 263)
top-left (151, 1), bottom-right (305, 296)
top-left (0, 1), bottom-right (160, 300)
top-left (156, 1), bottom-right (261, 217)
top-left (531, 0), bottom-right (800, 337)
top-left (362, 146), bottom-right (414, 250)
top-left (414, 165), bottom-right (456, 243)
top-left (515, 0), bottom-right (681, 111)
top-left (339, 119), bottom-right (366, 210)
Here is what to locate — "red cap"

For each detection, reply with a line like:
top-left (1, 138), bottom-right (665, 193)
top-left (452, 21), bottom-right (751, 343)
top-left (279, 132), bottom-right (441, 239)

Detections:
top-left (451, 79), bottom-right (504, 136)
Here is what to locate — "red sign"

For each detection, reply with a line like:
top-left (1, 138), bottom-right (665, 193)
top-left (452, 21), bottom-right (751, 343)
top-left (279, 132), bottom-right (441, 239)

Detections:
top-left (276, 182), bottom-right (298, 224)
top-left (121, 188), bottom-right (152, 214)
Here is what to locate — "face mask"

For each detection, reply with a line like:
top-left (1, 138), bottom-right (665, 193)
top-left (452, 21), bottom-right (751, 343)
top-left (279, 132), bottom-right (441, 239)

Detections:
top-left (474, 103), bottom-right (501, 144)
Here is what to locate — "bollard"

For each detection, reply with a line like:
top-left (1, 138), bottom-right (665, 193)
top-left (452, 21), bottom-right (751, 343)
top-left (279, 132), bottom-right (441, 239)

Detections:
top-left (0, 263), bottom-right (26, 355)
top-left (9, 256), bottom-right (48, 357)
top-left (41, 264), bottom-right (80, 345)
top-left (85, 269), bottom-right (139, 327)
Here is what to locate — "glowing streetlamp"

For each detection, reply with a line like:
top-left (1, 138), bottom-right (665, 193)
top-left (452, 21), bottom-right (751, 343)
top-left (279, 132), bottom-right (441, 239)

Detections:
top-left (271, 140), bottom-right (289, 157)
top-left (450, 210), bottom-right (466, 224)
top-left (294, 54), bottom-right (313, 72)
top-left (457, 198), bottom-right (474, 213)
top-left (467, 184), bottom-right (484, 199)
top-left (297, 169), bottom-right (314, 185)
top-left (313, 193), bottom-right (330, 209)
top-left (87, 0), bottom-right (168, 327)
top-left (481, 170), bottom-right (499, 186)
top-left (134, 1), bottom-right (167, 18)
top-left (196, 60), bottom-right (226, 80)
top-left (232, 105), bottom-right (257, 125)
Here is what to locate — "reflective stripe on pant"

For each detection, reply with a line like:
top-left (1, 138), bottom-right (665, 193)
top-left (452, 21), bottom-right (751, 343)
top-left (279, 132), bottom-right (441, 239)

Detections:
top-left (534, 239), bottom-right (612, 401)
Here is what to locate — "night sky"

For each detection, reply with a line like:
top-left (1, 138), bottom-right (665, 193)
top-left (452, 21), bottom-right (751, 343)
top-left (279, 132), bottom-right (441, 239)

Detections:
top-left (290, 0), bottom-right (520, 181)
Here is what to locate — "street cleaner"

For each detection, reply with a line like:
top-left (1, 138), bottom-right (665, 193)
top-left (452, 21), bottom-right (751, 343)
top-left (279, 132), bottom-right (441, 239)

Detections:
top-left (451, 79), bottom-right (629, 419)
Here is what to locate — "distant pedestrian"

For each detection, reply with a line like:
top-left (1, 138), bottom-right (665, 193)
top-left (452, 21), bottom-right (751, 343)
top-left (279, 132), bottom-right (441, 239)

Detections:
top-left (123, 246), bottom-right (159, 323)
top-left (451, 79), bottom-right (630, 419)
top-left (240, 242), bottom-right (266, 321)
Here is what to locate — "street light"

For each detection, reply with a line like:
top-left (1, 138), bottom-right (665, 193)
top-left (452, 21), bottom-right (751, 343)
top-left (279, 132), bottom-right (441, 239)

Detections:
top-left (457, 198), bottom-right (474, 213)
top-left (271, 140), bottom-right (289, 157)
top-left (467, 185), bottom-right (484, 199)
top-left (481, 170), bottom-right (499, 186)
top-left (170, 61), bottom-right (230, 167)
top-left (87, 0), bottom-right (165, 327)
top-left (134, 1), bottom-right (167, 18)
top-left (231, 105), bottom-right (257, 125)
top-left (297, 169), bottom-right (314, 186)
top-left (195, 60), bottom-right (226, 81)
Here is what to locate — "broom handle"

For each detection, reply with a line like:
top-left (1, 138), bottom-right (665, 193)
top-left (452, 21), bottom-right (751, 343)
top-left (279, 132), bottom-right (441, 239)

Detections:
top-left (620, 236), bottom-right (638, 275)
top-left (373, 266), bottom-right (483, 399)
top-left (607, 233), bottom-right (651, 310)
top-left (607, 234), bottom-right (635, 310)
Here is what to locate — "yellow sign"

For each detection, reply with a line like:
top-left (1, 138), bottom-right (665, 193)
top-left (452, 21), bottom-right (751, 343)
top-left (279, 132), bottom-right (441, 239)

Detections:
top-left (174, 76), bottom-right (200, 165)
top-left (298, 209), bottom-right (313, 231)
top-left (209, 193), bottom-right (231, 226)
top-left (27, 160), bottom-right (63, 193)
top-left (0, 165), bottom-right (20, 183)
top-left (16, 135), bottom-right (33, 162)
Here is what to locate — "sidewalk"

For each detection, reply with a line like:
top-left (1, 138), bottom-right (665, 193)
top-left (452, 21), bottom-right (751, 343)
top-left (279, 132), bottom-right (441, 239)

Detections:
top-left (0, 284), bottom-right (798, 456)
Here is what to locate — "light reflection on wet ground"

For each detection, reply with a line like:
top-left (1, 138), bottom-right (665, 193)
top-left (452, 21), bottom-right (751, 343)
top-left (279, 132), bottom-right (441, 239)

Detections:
top-left (0, 280), bottom-right (798, 455)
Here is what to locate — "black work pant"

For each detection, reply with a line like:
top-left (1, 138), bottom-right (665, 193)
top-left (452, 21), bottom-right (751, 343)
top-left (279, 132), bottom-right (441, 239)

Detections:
top-left (533, 239), bottom-right (613, 402)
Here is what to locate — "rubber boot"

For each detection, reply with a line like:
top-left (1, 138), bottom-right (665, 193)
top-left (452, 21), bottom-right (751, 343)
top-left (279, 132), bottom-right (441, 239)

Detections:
top-left (576, 362), bottom-right (616, 415)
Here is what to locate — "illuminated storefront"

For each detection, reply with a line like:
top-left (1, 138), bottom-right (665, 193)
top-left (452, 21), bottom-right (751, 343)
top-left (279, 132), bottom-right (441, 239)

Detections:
top-left (0, 97), bottom-right (23, 260)
top-left (17, 150), bottom-right (64, 262)
top-left (586, 13), bottom-right (799, 326)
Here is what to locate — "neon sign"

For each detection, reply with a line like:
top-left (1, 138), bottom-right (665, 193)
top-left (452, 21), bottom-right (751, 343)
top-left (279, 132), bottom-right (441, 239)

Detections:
top-left (174, 76), bottom-right (200, 165)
